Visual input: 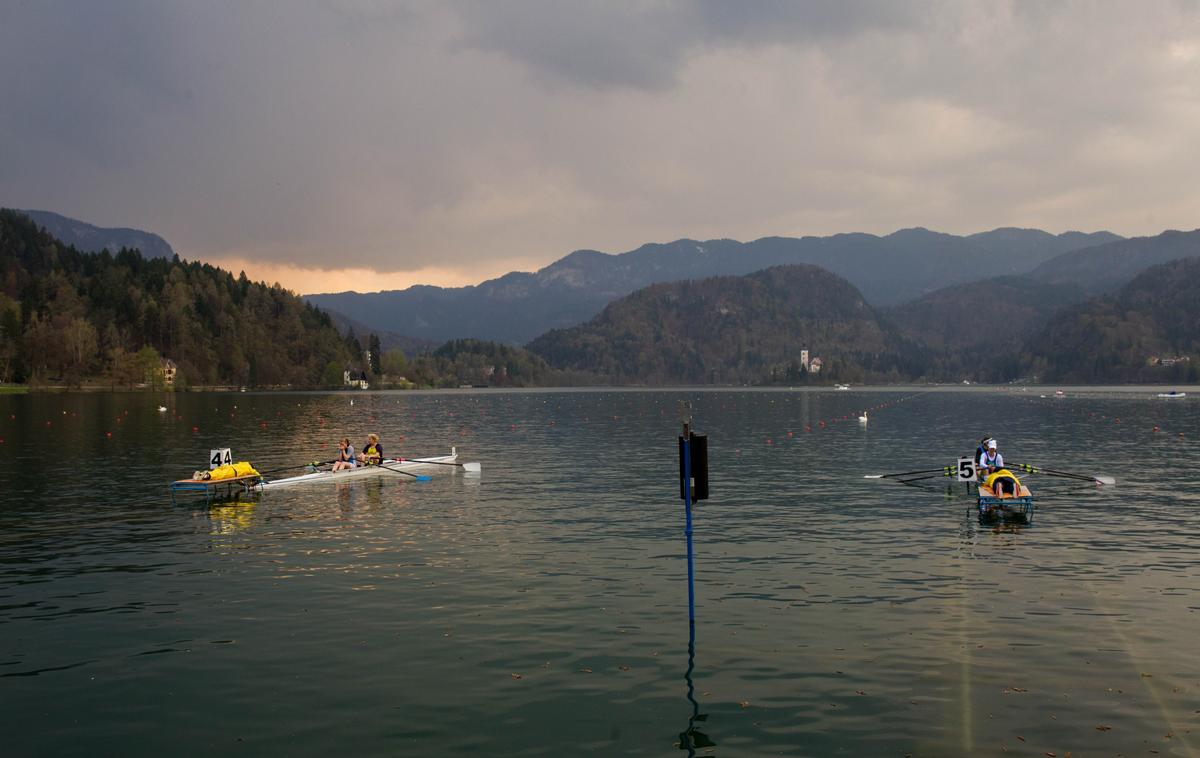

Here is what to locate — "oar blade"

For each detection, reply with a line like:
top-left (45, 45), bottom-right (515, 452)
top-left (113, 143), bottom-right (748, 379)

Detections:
top-left (863, 474), bottom-right (886, 479)
top-left (414, 475), bottom-right (432, 482)
top-left (1094, 475), bottom-right (1116, 486)
top-left (461, 461), bottom-right (482, 473)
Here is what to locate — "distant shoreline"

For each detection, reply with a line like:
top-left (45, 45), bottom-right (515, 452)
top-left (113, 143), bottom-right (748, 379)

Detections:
top-left (4, 382), bottom-right (1196, 396)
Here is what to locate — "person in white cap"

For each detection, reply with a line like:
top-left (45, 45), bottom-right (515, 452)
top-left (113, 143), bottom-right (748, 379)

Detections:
top-left (978, 438), bottom-right (1004, 476)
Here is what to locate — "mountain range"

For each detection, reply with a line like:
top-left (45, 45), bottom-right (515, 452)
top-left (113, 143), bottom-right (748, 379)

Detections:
top-left (306, 227), bottom-right (1121, 344)
top-left (1031, 228), bottom-right (1200, 293)
top-left (17, 209), bottom-right (176, 260)
top-left (10, 207), bottom-right (1200, 386)
top-left (525, 254), bottom-right (1200, 386)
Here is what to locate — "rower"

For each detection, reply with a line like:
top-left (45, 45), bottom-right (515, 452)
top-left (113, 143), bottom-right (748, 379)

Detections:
top-left (975, 436), bottom-right (992, 466)
top-left (361, 433), bottom-right (383, 466)
top-left (331, 438), bottom-right (357, 471)
top-left (978, 438), bottom-right (1004, 476)
top-left (983, 467), bottom-right (1022, 497)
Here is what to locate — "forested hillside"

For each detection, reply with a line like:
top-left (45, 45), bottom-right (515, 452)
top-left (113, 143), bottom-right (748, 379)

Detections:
top-left (884, 276), bottom-right (1089, 381)
top-left (400, 338), bottom-right (582, 388)
top-left (528, 265), bottom-right (924, 384)
top-left (0, 209), bottom-right (354, 387)
top-left (1031, 228), bottom-right (1200, 294)
top-left (6, 201), bottom-right (1193, 390)
top-left (1020, 257), bottom-right (1200, 383)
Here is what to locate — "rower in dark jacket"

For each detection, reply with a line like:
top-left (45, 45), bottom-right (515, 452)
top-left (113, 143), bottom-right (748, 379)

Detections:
top-left (362, 433), bottom-right (383, 465)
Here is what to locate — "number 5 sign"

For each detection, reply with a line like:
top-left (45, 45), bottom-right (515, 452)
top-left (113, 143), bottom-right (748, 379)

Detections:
top-left (957, 457), bottom-right (977, 483)
top-left (210, 448), bottom-right (233, 469)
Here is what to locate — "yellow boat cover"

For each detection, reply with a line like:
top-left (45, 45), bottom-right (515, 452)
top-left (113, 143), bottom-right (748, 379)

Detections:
top-left (209, 461), bottom-right (260, 480)
top-left (983, 469), bottom-right (1021, 491)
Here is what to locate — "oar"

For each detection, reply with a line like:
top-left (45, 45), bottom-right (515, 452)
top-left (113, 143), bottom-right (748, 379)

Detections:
top-left (1010, 463), bottom-right (1115, 486)
top-left (257, 459), bottom-right (337, 477)
top-left (896, 474), bottom-right (947, 484)
top-left (865, 466), bottom-right (954, 480)
top-left (377, 461), bottom-right (432, 482)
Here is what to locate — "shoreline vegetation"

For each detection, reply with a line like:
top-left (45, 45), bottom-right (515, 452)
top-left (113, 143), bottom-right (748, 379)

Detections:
top-left (7, 381), bottom-right (1197, 395)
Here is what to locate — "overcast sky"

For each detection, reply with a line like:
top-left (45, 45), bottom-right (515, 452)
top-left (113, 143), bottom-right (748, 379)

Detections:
top-left (2, 1), bottom-right (1199, 293)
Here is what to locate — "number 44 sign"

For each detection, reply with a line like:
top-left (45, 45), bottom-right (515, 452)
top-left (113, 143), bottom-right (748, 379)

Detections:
top-left (957, 457), bottom-right (978, 483)
top-left (209, 448), bottom-right (233, 469)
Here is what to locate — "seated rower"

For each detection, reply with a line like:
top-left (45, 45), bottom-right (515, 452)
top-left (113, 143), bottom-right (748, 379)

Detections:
top-left (975, 436), bottom-right (992, 468)
top-left (331, 438), bottom-right (357, 471)
top-left (361, 433), bottom-right (383, 466)
top-left (978, 438), bottom-right (1004, 477)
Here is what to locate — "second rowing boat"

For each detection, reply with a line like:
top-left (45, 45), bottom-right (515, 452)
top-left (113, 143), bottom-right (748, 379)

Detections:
top-left (257, 449), bottom-right (460, 490)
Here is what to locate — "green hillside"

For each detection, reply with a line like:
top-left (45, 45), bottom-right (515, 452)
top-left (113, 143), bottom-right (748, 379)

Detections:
top-left (884, 276), bottom-right (1089, 381)
top-left (1020, 257), bottom-right (1200, 383)
top-left (0, 208), bottom-right (354, 387)
top-left (528, 265), bottom-right (923, 384)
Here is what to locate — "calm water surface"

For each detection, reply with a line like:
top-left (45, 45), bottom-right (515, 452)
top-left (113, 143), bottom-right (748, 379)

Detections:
top-left (1, 388), bottom-right (1198, 756)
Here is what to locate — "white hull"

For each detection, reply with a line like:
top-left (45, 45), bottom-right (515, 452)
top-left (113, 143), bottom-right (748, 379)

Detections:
top-left (1157, 392), bottom-right (1187, 399)
top-left (257, 450), bottom-right (458, 490)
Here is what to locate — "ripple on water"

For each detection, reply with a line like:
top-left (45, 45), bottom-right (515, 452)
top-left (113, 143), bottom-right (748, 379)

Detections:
top-left (0, 388), bottom-right (1198, 755)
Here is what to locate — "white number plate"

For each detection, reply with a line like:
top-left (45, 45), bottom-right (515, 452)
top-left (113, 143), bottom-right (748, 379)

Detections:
top-left (957, 457), bottom-right (977, 483)
top-left (209, 448), bottom-right (233, 469)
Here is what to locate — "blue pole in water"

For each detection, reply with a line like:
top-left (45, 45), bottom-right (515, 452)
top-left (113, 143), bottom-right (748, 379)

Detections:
top-left (683, 428), bottom-right (695, 625)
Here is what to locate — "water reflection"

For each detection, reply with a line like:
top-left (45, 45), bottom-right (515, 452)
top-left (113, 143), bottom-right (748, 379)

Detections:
top-left (677, 623), bottom-right (714, 754)
top-left (207, 499), bottom-right (260, 534)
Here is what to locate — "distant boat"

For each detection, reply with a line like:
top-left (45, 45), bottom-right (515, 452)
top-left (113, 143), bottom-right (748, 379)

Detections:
top-left (156, 406), bottom-right (167, 412)
top-left (1157, 390), bottom-right (1187, 399)
top-left (1054, 390), bottom-right (1065, 397)
top-left (835, 384), bottom-right (850, 390)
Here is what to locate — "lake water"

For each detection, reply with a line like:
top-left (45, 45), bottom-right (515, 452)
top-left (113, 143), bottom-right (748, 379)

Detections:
top-left (1, 387), bottom-right (1198, 756)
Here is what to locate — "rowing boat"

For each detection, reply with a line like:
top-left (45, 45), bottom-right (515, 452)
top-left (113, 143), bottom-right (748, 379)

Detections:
top-left (869, 456), bottom-right (1116, 526)
top-left (256, 449), bottom-right (459, 490)
top-left (1157, 390), bottom-right (1187, 399)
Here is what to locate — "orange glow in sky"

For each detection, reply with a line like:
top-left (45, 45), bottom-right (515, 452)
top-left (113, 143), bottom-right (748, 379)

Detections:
top-left (205, 256), bottom-right (545, 296)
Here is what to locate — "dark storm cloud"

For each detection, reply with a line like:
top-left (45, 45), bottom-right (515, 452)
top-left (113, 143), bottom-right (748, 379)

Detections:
top-left (455, 0), bottom-right (927, 89)
top-left (0, 2), bottom-right (188, 166)
top-left (1, 1), bottom-right (1198, 289)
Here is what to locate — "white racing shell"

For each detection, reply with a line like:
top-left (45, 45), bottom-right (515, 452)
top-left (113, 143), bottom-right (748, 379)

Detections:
top-left (256, 449), bottom-right (458, 490)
